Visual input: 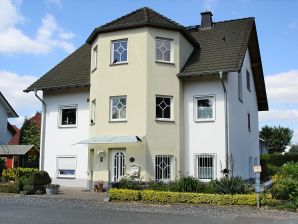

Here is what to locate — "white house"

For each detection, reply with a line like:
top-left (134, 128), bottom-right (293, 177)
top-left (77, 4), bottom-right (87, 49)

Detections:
top-left (0, 92), bottom-right (18, 144)
top-left (25, 8), bottom-right (268, 188)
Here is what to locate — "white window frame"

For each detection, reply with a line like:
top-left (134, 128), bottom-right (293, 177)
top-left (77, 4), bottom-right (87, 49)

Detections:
top-left (92, 45), bottom-right (98, 71)
top-left (246, 69), bottom-right (251, 92)
top-left (155, 95), bottom-right (174, 121)
top-left (155, 37), bottom-right (173, 63)
top-left (90, 99), bottom-right (96, 125)
top-left (110, 96), bottom-right (127, 122)
top-left (111, 39), bottom-right (128, 64)
top-left (194, 153), bottom-right (216, 182)
top-left (58, 105), bottom-right (78, 128)
top-left (154, 155), bottom-right (175, 181)
top-left (194, 95), bottom-right (215, 122)
top-left (238, 71), bottom-right (243, 102)
top-left (56, 156), bottom-right (77, 179)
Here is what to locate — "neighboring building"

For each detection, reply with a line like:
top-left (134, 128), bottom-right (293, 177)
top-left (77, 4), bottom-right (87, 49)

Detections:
top-left (25, 8), bottom-right (268, 188)
top-left (0, 92), bottom-right (18, 144)
top-left (8, 112), bottom-right (41, 145)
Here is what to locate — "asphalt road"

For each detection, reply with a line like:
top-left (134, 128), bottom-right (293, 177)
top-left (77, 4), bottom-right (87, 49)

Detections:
top-left (0, 199), bottom-right (297, 224)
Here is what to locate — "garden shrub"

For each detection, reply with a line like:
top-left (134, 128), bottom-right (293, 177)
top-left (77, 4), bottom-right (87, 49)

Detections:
top-left (270, 178), bottom-right (298, 200)
top-left (0, 180), bottom-right (20, 193)
top-left (21, 171), bottom-right (51, 194)
top-left (208, 176), bottom-right (253, 195)
top-left (2, 168), bottom-right (38, 182)
top-left (170, 176), bottom-right (205, 193)
top-left (109, 189), bottom-right (276, 206)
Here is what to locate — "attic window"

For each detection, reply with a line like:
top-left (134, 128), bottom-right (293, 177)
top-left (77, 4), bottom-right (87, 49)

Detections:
top-left (156, 38), bottom-right (173, 63)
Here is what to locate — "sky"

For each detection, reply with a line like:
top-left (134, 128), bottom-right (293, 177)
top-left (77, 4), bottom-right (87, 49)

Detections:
top-left (0, 0), bottom-right (298, 144)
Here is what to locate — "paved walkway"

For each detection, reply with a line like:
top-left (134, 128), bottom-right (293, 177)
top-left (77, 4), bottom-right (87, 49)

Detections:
top-left (32, 187), bottom-right (107, 202)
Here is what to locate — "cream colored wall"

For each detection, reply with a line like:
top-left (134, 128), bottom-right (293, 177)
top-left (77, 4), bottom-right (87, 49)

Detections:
top-left (146, 28), bottom-right (193, 180)
top-left (89, 27), bottom-right (193, 181)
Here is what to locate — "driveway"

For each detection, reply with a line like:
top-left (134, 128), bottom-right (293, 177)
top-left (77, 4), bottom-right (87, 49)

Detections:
top-left (0, 193), bottom-right (297, 224)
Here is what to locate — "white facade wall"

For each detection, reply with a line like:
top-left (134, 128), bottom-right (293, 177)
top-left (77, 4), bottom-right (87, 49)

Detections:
top-left (228, 49), bottom-right (260, 179)
top-left (183, 76), bottom-right (226, 179)
top-left (43, 88), bottom-right (89, 188)
top-left (0, 104), bottom-right (11, 144)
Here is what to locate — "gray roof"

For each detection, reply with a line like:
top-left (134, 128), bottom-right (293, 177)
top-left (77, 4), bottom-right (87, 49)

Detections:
top-left (24, 8), bottom-right (267, 111)
top-left (86, 7), bottom-right (199, 47)
top-left (24, 44), bottom-right (91, 93)
top-left (0, 145), bottom-right (34, 155)
top-left (0, 92), bottom-right (18, 118)
top-left (179, 18), bottom-right (268, 111)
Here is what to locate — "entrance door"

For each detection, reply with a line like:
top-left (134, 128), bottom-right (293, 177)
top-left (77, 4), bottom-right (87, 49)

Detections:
top-left (110, 149), bottom-right (126, 182)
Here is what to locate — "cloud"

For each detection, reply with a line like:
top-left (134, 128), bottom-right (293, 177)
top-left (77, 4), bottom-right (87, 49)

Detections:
top-left (289, 20), bottom-right (298, 31)
top-left (202, 0), bottom-right (218, 11)
top-left (264, 70), bottom-right (298, 104)
top-left (0, 0), bottom-right (74, 54)
top-left (0, 70), bottom-right (41, 128)
top-left (46, 0), bottom-right (63, 9)
top-left (259, 109), bottom-right (298, 122)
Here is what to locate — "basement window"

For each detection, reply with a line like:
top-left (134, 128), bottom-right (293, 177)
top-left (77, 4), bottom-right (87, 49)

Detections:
top-left (57, 156), bottom-right (76, 179)
top-left (196, 154), bottom-right (216, 181)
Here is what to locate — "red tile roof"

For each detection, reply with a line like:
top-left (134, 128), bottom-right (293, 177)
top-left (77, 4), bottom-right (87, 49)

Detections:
top-left (8, 112), bottom-right (41, 145)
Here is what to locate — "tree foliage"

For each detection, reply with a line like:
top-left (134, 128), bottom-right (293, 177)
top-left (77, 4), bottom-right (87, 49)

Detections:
top-left (260, 125), bottom-right (293, 154)
top-left (288, 145), bottom-right (298, 155)
top-left (19, 118), bottom-right (40, 151)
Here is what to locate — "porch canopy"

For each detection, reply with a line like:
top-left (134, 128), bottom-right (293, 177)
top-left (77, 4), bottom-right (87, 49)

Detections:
top-left (77, 136), bottom-right (142, 145)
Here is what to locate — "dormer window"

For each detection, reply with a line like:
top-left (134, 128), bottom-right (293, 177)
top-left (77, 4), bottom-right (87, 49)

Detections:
top-left (155, 38), bottom-right (173, 63)
top-left (112, 39), bottom-right (128, 64)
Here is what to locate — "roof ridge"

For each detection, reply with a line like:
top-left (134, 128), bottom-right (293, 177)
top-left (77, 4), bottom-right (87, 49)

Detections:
top-left (147, 7), bottom-right (184, 27)
top-left (186, 17), bottom-right (255, 30)
top-left (99, 7), bottom-right (147, 28)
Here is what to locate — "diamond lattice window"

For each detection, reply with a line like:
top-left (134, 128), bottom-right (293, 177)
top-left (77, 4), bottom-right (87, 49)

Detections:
top-left (111, 96), bottom-right (127, 120)
top-left (112, 40), bottom-right (127, 63)
top-left (156, 38), bottom-right (172, 62)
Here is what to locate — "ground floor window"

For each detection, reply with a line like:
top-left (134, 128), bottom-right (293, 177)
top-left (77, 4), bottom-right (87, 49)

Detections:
top-left (57, 156), bottom-right (76, 178)
top-left (196, 154), bottom-right (216, 180)
top-left (155, 155), bottom-right (173, 181)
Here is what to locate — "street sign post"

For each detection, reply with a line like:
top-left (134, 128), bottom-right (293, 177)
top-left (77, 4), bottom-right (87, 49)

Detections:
top-left (254, 165), bottom-right (262, 208)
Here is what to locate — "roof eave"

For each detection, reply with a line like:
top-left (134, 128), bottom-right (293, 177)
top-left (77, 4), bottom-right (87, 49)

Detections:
top-left (24, 83), bottom-right (90, 93)
top-left (86, 23), bottom-right (200, 48)
top-left (0, 92), bottom-right (18, 118)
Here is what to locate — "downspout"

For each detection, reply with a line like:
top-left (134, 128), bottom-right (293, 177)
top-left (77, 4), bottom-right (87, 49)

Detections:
top-left (34, 89), bottom-right (46, 171)
top-left (219, 71), bottom-right (229, 176)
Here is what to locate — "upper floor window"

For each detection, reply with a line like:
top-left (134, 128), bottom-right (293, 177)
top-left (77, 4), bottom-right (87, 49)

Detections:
top-left (246, 69), bottom-right (251, 91)
top-left (110, 96), bottom-right (127, 121)
top-left (156, 38), bottom-right (173, 63)
top-left (90, 99), bottom-right (96, 124)
top-left (248, 112), bottom-right (251, 132)
top-left (238, 71), bottom-right (243, 102)
top-left (112, 39), bottom-right (127, 64)
top-left (156, 96), bottom-right (173, 121)
top-left (59, 105), bottom-right (77, 127)
top-left (92, 45), bottom-right (98, 71)
top-left (195, 95), bottom-right (215, 121)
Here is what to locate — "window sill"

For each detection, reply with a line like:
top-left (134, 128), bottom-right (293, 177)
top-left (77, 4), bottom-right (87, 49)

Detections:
top-left (195, 119), bottom-right (215, 123)
top-left (155, 118), bottom-right (175, 123)
top-left (57, 176), bottom-right (76, 179)
top-left (110, 62), bottom-right (128, 66)
top-left (91, 67), bottom-right (97, 73)
top-left (58, 125), bottom-right (77, 128)
top-left (155, 60), bottom-right (175, 65)
top-left (109, 119), bottom-right (127, 123)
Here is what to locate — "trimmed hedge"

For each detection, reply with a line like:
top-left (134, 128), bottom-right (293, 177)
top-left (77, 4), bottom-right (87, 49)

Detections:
top-left (2, 168), bottom-right (38, 182)
top-left (108, 189), bottom-right (276, 206)
top-left (0, 181), bottom-right (20, 193)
